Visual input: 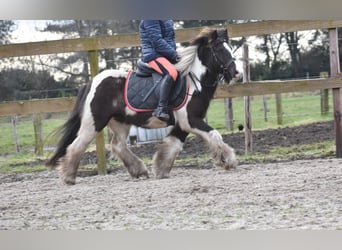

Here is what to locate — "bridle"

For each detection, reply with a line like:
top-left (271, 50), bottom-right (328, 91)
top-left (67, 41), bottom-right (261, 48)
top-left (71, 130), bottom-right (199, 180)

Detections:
top-left (188, 32), bottom-right (236, 91)
top-left (211, 39), bottom-right (236, 79)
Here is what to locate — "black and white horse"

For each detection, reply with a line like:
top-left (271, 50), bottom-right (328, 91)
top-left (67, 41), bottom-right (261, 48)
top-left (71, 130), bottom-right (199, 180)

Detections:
top-left (47, 28), bottom-right (241, 185)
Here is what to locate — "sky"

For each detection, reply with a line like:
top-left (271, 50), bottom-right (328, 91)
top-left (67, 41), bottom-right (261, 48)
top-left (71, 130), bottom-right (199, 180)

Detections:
top-left (11, 20), bottom-right (62, 43)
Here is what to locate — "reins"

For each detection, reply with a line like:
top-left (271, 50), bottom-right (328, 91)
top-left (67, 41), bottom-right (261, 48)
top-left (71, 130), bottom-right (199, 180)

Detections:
top-left (188, 70), bottom-right (220, 95)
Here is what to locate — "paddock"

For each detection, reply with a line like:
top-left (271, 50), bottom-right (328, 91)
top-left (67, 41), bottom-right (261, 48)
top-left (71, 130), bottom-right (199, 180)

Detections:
top-left (1, 21), bottom-right (342, 230)
top-left (1, 21), bottom-right (342, 172)
top-left (1, 156), bottom-right (341, 230)
top-left (0, 121), bottom-right (341, 230)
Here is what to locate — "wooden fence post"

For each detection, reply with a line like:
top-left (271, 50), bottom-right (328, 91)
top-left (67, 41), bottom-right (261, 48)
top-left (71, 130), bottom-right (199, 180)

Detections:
top-left (11, 116), bottom-right (20, 154)
top-left (33, 113), bottom-right (43, 156)
top-left (320, 71), bottom-right (329, 115)
top-left (275, 93), bottom-right (283, 125)
top-left (224, 98), bottom-right (234, 131)
top-left (243, 44), bottom-right (252, 154)
top-left (88, 50), bottom-right (107, 175)
top-left (329, 28), bottom-right (342, 158)
top-left (262, 96), bottom-right (268, 122)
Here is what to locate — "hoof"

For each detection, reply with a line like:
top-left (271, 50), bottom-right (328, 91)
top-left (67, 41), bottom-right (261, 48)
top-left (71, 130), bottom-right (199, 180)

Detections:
top-left (137, 170), bottom-right (150, 179)
top-left (218, 153), bottom-right (238, 170)
top-left (129, 165), bottom-right (150, 179)
top-left (154, 171), bottom-right (170, 179)
top-left (223, 158), bottom-right (238, 170)
top-left (62, 176), bottom-right (76, 185)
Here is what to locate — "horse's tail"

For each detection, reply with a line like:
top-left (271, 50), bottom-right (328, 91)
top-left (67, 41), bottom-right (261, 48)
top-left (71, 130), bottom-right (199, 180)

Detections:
top-left (46, 83), bottom-right (90, 168)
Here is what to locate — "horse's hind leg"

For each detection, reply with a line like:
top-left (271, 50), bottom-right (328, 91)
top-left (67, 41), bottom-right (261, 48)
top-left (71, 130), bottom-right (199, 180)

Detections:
top-left (58, 120), bottom-right (97, 185)
top-left (152, 125), bottom-right (187, 179)
top-left (108, 119), bottom-right (149, 178)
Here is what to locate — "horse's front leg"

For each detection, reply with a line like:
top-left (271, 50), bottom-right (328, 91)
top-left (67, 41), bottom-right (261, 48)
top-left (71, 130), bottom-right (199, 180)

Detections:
top-left (189, 117), bottom-right (238, 170)
top-left (152, 125), bottom-right (188, 179)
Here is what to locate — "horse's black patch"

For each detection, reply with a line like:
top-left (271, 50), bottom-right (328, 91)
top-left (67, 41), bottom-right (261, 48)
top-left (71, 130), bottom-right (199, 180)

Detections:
top-left (124, 70), bottom-right (189, 112)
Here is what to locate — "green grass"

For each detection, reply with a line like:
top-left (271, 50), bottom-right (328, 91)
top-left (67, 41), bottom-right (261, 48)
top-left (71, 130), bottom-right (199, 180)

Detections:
top-left (0, 164), bottom-right (46, 173)
top-left (0, 91), bottom-right (336, 172)
top-left (238, 140), bottom-right (335, 163)
top-left (207, 91), bottom-right (333, 132)
top-left (0, 151), bottom-right (47, 172)
top-left (0, 116), bottom-right (64, 154)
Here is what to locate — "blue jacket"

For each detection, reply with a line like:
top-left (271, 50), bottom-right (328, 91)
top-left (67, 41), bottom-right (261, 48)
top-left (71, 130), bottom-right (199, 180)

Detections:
top-left (139, 20), bottom-right (178, 63)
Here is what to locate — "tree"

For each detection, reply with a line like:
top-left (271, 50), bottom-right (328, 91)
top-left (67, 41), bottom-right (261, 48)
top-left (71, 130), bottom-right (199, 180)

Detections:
top-left (285, 31), bottom-right (303, 77)
top-left (41, 20), bottom-right (141, 84)
top-left (303, 28), bottom-right (342, 76)
top-left (252, 32), bottom-right (292, 81)
top-left (0, 20), bottom-right (15, 45)
top-left (0, 20), bottom-right (15, 69)
top-left (0, 68), bottom-right (66, 101)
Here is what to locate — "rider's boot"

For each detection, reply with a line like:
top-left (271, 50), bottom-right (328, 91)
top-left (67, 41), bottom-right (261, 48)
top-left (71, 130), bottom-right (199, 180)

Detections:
top-left (153, 74), bottom-right (174, 122)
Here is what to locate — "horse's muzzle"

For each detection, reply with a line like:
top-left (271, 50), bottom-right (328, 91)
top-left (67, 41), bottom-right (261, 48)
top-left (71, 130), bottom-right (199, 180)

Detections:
top-left (233, 71), bottom-right (243, 81)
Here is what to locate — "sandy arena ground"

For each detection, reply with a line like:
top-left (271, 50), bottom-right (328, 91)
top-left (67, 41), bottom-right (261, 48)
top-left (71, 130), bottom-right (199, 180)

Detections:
top-left (1, 157), bottom-right (342, 230)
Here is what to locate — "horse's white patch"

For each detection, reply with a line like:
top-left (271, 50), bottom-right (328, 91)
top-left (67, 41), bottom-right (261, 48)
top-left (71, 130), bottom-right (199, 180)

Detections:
top-left (186, 128), bottom-right (222, 145)
top-left (173, 54), bottom-right (207, 130)
top-left (106, 69), bottom-right (127, 78)
top-left (164, 136), bottom-right (183, 155)
top-left (209, 129), bottom-right (223, 141)
top-left (174, 109), bottom-right (190, 132)
top-left (234, 60), bottom-right (243, 80)
top-left (189, 55), bottom-right (207, 93)
top-left (223, 42), bottom-right (243, 80)
top-left (92, 69), bottom-right (127, 88)
top-left (223, 42), bottom-right (234, 55)
top-left (125, 107), bottom-right (137, 116)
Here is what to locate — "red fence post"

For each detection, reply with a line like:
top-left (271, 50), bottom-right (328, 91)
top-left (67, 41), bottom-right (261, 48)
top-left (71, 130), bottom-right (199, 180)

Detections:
top-left (329, 28), bottom-right (342, 157)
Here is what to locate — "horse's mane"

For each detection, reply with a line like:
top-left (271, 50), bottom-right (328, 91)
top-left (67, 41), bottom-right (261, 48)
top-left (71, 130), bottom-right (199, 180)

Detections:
top-left (175, 28), bottom-right (217, 76)
top-left (175, 45), bottom-right (198, 76)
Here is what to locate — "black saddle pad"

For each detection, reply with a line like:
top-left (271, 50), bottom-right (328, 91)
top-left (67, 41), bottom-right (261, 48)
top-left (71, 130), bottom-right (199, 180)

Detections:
top-left (124, 70), bottom-right (189, 112)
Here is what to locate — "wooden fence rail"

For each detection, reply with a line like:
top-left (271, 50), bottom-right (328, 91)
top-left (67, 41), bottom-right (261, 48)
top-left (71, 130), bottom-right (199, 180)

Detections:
top-left (1, 20), bottom-right (342, 58)
top-left (215, 75), bottom-right (342, 98)
top-left (1, 76), bottom-right (342, 117)
top-left (0, 97), bottom-right (76, 116)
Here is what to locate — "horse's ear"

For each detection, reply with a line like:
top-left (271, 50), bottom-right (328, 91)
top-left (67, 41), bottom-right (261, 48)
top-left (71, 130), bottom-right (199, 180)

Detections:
top-left (210, 29), bottom-right (228, 43)
top-left (211, 29), bottom-right (219, 41)
top-left (216, 29), bottom-right (229, 41)
top-left (222, 29), bottom-right (229, 39)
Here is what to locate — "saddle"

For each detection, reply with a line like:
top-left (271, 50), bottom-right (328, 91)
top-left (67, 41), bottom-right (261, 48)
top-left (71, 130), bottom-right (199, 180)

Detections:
top-left (124, 60), bottom-right (189, 112)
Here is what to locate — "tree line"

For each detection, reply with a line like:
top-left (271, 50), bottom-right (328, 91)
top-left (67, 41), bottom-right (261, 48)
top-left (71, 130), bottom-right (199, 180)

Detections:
top-left (0, 20), bottom-right (341, 101)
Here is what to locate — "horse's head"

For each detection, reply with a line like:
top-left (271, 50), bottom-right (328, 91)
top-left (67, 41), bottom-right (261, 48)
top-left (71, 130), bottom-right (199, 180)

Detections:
top-left (193, 28), bottom-right (241, 84)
